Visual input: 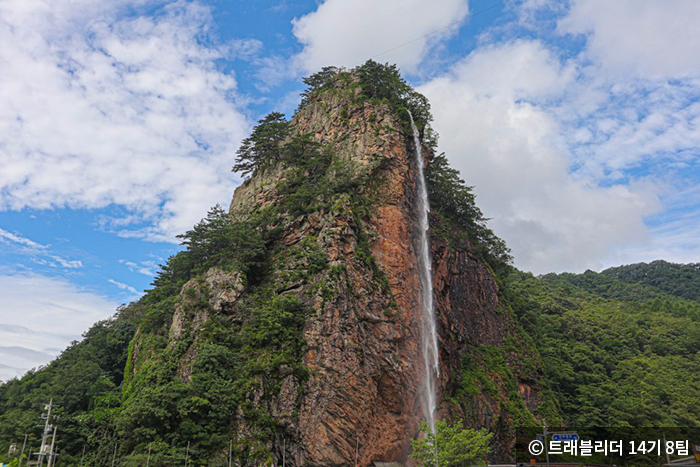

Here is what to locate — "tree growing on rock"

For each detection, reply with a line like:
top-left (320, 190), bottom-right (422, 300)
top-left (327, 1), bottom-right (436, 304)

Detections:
top-left (233, 112), bottom-right (289, 177)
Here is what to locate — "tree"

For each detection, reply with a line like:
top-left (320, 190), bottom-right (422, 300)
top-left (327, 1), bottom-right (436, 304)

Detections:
top-left (426, 153), bottom-right (512, 273)
top-left (355, 60), bottom-right (432, 128)
top-left (233, 112), bottom-right (289, 177)
top-left (411, 420), bottom-right (492, 467)
top-left (299, 66), bottom-right (340, 108)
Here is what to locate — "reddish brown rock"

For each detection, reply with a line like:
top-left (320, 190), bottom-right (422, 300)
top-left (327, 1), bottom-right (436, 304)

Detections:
top-left (221, 76), bottom-right (545, 465)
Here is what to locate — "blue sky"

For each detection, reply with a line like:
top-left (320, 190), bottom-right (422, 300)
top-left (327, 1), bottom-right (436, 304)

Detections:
top-left (1, 0), bottom-right (699, 380)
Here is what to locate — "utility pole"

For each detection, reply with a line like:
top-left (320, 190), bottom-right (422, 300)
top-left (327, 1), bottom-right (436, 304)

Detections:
top-left (46, 425), bottom-right (58, 467)
top-left (19, 434), bottom-right (28, 467)
top-left (36, 399), bottom-right (59, 466)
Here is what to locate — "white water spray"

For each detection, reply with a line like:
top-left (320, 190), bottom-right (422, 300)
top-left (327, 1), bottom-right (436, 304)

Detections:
top-left (408, 111), bottom-right (439, 434)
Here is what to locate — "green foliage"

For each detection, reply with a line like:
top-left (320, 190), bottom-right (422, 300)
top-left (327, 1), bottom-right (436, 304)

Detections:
top-left (275, 134), bottom-right (334, 216)
top-left (152, 205), bottom-right (267, 293)
top-left (295, 61), bottom-right (511, 283)
top-left (276, 237), bottom-right (329, 288)
top-left (457, 344), bottom-right (543, 430)
top-left (426, 154), bottom-right (512, 275)
top-left (354, 60), bottom-right (432, 131)
top-left (508, 269), bottom-right (700, 427)
top-left (0, 307), bottom-right (137, 464)
top-left (0, 203), bottom-right (313, 465)
top-left (602, 260), bottom-right (700, 301)
top-left (177, 205), bottom-right (267, 277)
top-left (116, 292), bottom-right (309, 465)
top-left (411, 419), bottom-right (492, 467)
top-left (299, 66), bottom-right (340, 108)
top-left (296, 60), bottom-right (437, 148)
top-left (233, 112), bottom-right (290, 177)
top-left (0, 62), bottom-right (434, 465)
top-left (6, 455), bottom-right (25, 466)
top-left (106, 94), bottom-right (388, 464)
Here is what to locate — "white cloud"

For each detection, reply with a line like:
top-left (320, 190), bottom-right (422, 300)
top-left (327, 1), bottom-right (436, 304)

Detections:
top-left (0, 228), bottom-right (47, 250)
top-left (533, 0), bottom-right (700, 190)
top-left (613, 219), bottom-right (700, 269)
top-left (0, 273), bottom-right (119, 382)
top-left (47, 255), bottom-right (83, 269)
top-left (0, 0), bottom-right (253, 242)
top-left (415, 0), bottom-right (700, 273)
top-left (291, 0), bottom-right (469, 74)
top-left (610, 181), bottom-right (700, 267)
top-left (119, 259), bottom-right (158, 276)
top-left (559, 0), bottom-right (700, 78)
top-left (107, 279), bottom-right (140, 295)
top-left (0, 228), bottom-right (83, 268)
top-left (420, 40), bottom-right (662, 274)
top-left (559, 80), bottom-right (700, 182)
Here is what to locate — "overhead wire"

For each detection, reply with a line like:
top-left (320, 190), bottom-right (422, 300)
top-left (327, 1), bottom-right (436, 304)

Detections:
top-left (360, 1), bottom-right (505, 65)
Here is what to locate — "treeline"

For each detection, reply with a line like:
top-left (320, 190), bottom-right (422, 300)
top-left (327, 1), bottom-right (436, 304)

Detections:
top-left (602, 260), bottom-right (700, 301)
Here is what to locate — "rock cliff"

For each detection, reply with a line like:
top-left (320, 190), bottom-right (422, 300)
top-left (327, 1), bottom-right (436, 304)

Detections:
top-left (122, 64), bottom-right (550, 466)
top-left (227, 76), bottom-right (426, 465)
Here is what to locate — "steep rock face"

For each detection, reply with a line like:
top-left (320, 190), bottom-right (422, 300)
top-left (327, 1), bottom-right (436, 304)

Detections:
top-left (226, 79), bottom-right (547, 463)
top-left (431, 215), bottom-right (546, 459)
top-left (229, 82), bottom-right (427, 465)
top-left (125, 73), bottom-right (547, 466)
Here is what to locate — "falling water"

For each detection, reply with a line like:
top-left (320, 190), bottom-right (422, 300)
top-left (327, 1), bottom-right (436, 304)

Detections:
top-left (408, 111), bottom-right (439, 434)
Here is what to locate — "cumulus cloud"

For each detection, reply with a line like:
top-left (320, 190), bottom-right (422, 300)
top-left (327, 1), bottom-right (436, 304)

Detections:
top-left (420, 40), bottom-right (662, 273)
top-left (291, 0), bottom-right (469, 73)
top-left (559, 0), bottom-right (700, 78)
top-left (0, 273), bottom-right (119, 381)
top-left (0, 0), bottom-right (253, 242)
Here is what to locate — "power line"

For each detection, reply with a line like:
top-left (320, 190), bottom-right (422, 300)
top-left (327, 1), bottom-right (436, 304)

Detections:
top-left (364, 1), bottom-right (504, 64)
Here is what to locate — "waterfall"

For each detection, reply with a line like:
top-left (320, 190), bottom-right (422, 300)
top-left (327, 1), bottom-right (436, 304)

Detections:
top-left (408, 111), bottom-right (439, 434)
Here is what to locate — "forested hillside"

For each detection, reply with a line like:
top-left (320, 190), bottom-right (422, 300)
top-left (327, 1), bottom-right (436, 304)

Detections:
top-left (602, 260), bottom-right (700, 301)
top-left (508, 266), bottom-right (700, 427)
top-left (0, 306), bottom-right (138, 461)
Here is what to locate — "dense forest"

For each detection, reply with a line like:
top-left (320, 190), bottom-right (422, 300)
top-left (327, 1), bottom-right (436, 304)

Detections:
top-left (0, 62), bottom-right (697, 465)
top-left (602, 260), bottom-right (700, 301)
top-left (508, 264), bottom-right (700, 427)
top-left (3, 261), bottom-right (696, 463)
